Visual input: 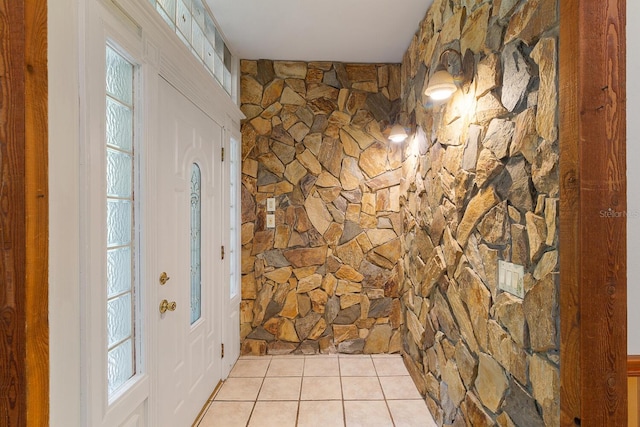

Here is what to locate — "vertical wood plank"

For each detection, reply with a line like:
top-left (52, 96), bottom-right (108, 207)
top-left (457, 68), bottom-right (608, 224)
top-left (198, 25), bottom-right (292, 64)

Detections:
top-left (560, 0), bottom-right (627, 425)
top-left (578, 0), bottom-right (627, 424)
top-left (559, 0), bottom-right (581, 423)
top-left (0, 0), bottom-right (48, 425)
top-left (24, 0), bottom-right (48, 425)
top-left (0, 0), bottom-right (27, 425)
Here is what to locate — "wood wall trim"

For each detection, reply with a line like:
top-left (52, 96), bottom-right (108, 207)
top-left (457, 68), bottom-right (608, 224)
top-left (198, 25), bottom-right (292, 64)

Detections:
top-left (559, 0), bottom-right (581, 420)
top-left (560, 0), bottom-right (627, 425)
top-left (25, 0), bottom-right (49, 425)
top-left (0, 0), bottom-right (49, 425)
top-left (630, 356), bottom-right (640, 377)
top-left (0, 0), bottom-right (28, 424)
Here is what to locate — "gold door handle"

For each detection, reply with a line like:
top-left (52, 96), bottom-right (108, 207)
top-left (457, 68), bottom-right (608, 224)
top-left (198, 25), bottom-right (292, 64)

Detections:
top-left (159, 272), bottom-right (170, 285)
top-left (159, 299), bottom-right (177, 314)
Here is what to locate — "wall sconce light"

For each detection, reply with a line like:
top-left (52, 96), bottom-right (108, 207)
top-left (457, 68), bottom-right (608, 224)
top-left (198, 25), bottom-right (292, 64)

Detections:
top-left (388, 124), bottom-right (408, 143)
top-left (424, 48), bottom-right (461, 101)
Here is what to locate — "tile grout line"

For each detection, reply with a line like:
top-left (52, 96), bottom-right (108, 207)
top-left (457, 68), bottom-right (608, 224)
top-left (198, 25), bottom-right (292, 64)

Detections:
top-left (373, 356), bottom-right (398, 427)
top-left (339, 355), bottom-right (347, 427)
top-left (295, 357), bottom-right (305, 426)
top-left (246, 357), bottom-right (271, 427)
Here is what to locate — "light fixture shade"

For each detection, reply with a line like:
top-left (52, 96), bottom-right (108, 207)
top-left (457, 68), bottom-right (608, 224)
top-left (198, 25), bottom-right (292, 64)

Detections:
top-left (424, 69), bottom-right (457, 100)
top-left (388, 124), bottom-right (408, 143)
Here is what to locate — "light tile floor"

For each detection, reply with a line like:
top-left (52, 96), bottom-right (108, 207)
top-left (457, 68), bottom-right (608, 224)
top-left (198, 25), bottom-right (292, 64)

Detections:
top-left (196, 354), bottom-right (437, 427)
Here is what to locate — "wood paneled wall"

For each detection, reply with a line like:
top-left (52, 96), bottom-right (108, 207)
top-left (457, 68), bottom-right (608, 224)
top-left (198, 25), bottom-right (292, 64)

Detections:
top-left (559, 0), bottom-right (627, 425)
top-left (0, 0), bottom-right (49, 425)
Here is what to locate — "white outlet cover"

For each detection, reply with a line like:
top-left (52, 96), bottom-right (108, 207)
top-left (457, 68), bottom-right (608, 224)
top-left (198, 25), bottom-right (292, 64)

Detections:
top-left (498, 260), bottom-right (525, 298)
top-left (267, 198), bottom-right (276, 212)
top-left (266, 214), bottom-right (275, 228)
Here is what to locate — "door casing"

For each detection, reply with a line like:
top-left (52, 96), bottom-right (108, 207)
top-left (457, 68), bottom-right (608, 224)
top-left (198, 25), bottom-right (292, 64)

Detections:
top-left (74, 1), bottom-right (244, 426)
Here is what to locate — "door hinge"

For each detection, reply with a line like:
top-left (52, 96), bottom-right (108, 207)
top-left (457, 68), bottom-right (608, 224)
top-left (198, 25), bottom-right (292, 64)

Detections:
top-left (221, 147), bottom-right (224, 162)
top-left (221, 343), bottom-right (225, 358)
top-left (221, 245), bottom-right (225, 260)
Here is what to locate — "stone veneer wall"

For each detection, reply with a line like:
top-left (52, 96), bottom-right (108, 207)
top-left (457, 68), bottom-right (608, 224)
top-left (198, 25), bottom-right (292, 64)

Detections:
top-left (397, 0), bottom-right (559, 426)
top-left (239, 60), bottom-right (407, 355)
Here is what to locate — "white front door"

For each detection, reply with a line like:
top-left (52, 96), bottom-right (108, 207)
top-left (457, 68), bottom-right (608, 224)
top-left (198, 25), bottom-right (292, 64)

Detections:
top-left (156, 77), bottom-right (223, 426)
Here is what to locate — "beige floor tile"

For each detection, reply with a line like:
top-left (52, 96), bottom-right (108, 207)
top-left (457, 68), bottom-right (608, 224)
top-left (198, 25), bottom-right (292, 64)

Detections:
top-left (257, 377), bottom-right (302, 401)
top-left (297, 400), bottom-right (345, 427)
top-left (344, 400), bottom-right (394, 427)
top-left (341, 376), bottom-right (384, 400)
top-left (197, 401), bottom-right (254, 427)
top-left (387, 400), bottom-right (438, 427)
top-left (372, 356), bottom-right (410, 376)
top-left (248, 401), bottom-right (299, 427)
top-left (379, 376), bottom-right (422, 400)
top-left (304, 356), bottom-right (340, 376)
top-left (339, 356), bottom-right (376, 376)
top-left (229, 358), bottom-right (271, 377)
top-left (300, 376), bottom-right (342, 400)
top-left (214, 377), bottom-right (264, 401)
top-left (267, 357), bottom-right (304, 377)
top-left (213, 354), bottom-right (438, 427)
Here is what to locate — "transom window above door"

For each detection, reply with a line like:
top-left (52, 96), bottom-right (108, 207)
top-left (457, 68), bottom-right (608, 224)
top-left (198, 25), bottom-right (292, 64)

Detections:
top-left (149, 0), bottom-right (233, 96)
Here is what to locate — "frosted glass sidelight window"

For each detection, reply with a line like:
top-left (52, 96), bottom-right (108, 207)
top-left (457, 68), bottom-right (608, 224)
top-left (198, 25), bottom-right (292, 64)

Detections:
top-left (106, 98), bottom-right (133, 151)
top-left (108, 339), bottom-right (133, 395)
top-left (106, 200), bottom-right (132, 247)
top-left (190, 164), bottom-right (202, 324)
top-left (107, 294), bottom-right (133, 347)
top-left (107, 247), bottom-right (132, 297)
top-left (106, 48), bottom-right (133, 105)
top-left (148, 0), bottom-right (235, 96)
top-left (106, 148), bottom-right (133, 197)
top-left (105, 46), bottom-right (136, 397)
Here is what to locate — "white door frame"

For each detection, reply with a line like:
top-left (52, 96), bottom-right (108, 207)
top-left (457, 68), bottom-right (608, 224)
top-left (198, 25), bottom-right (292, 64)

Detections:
top-left (222, 124), bottom-right (243, 376)
top-left (80, 2), bottom-right (150, 425)
top-left (76, 0), bottom-right (243, 425)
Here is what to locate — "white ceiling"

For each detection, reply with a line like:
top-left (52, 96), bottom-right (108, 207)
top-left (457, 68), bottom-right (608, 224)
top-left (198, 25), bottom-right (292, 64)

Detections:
top-left (205, 0), bottom-right (434, 64)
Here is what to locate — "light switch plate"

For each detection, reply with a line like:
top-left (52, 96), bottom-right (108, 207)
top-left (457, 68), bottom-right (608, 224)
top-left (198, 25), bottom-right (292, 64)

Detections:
top-left (267, 198), bottom-right (276, 212)
top-left (498, 260), bottom-right (525, 298)
top-left (266, 214), bottom-right (275, 228)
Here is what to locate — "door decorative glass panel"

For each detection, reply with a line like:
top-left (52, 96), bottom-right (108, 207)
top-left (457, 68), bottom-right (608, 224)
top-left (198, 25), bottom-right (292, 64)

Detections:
top-left (105, 45), bottom-right (136, 396)
top-left (190, 163), bottom-right (202, 324)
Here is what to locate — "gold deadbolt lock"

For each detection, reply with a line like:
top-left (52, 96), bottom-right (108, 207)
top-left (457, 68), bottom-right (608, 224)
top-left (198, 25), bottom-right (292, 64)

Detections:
top-left (159, 299), bottom-right (177, 314)
top-left (159, 272), bottom-right (170, 285)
